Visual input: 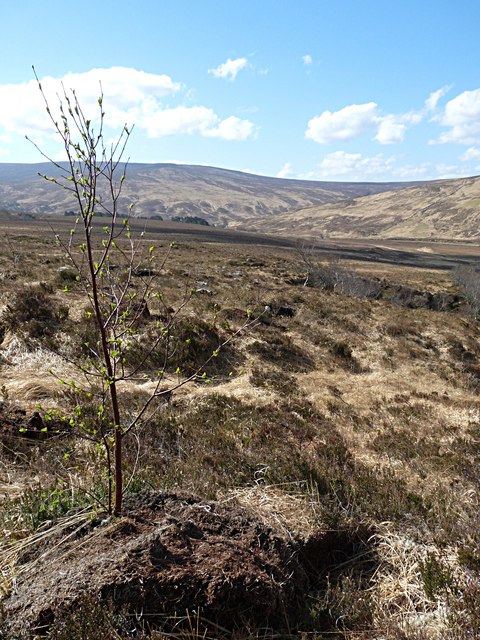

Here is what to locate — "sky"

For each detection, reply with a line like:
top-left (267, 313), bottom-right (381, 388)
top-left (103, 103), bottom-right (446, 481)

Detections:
top-left (1, 0), bottom-right (480, 182)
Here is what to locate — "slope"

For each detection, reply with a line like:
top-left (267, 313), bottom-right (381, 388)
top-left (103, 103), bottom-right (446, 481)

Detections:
top-left (0, 162), bottom-right (419, 225)
top-left (248, 175), bottom-right (480, 240)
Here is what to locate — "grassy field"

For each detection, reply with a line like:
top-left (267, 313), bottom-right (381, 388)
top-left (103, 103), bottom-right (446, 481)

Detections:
top-left (0, 218), bottom-right (480, 638)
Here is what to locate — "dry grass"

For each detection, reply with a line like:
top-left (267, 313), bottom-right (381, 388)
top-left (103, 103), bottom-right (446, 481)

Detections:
top-left (2, 226), bottom-right (480, 638)
top-left (370, 525), bottom-right (459, 638)
top-left (0, 508), bottom-right (94, 599)
top-left (221, 482), bottom-right (321, 540)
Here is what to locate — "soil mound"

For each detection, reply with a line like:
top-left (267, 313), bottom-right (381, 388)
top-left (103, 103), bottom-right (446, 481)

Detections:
top-left (2, 491), bottom-right (320, 637)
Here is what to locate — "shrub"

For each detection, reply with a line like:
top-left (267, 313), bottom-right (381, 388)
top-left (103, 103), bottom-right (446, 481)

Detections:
top-left (419, 552), bottom-right (455, 601)
top-left (247, 328), bottom-right (314, 372)
top-left (384, 318), bottom-right (419, 337)
top-left (57, 266), bottom-right (79, 283)
top-left (3, 284), bottom-right (68, 340)
top-left (0, 485), bottom-right (90, 534)
top-left (127, 394), bottom-right (348, 498)
top-left (171, 215), bottom-right (209, 226)
top-left (297, 246), bottom-right (382, 299)
top-left (249, 366), bottom-right (300, 394)
top-left (454, 264), bottom-right (480, 318)
top-left (121, 316), bottom-right (237, 378)
top-left (330, 340), bottom-right (363, 373)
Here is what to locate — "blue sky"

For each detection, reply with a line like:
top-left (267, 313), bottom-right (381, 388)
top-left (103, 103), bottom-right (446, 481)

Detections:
top-left (1, 0), bottom-right (480, 182)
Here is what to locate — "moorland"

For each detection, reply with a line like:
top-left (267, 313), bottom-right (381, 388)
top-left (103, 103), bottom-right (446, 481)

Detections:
top-left (0, 168), bottom-right (480, 639)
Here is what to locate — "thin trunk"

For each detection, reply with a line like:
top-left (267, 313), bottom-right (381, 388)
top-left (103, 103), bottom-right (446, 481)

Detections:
top-left (84, 218), bottom-right (123, 515)
top-left (110, 381), bottom-right (123, 516)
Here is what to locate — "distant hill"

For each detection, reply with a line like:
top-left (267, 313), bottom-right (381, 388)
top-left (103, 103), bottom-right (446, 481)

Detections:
top-left (4, 162), bottom-right (477, 241)
top-left (0, 162), bottom-right (420, 227)
top-left (248, 175), bottom-right (480, 241)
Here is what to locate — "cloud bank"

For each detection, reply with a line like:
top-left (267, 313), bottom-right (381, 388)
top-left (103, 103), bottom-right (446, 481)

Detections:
top-left (0, 67), bottom-right (256, 143)
top-left (305, 102), bottom-right (424, 146)
top-left (304, 85), bottom-right (480, 151)
top-left (305, 88), bottom-right (455, 147)
top-left (280, 150), bottom-right (471, 182)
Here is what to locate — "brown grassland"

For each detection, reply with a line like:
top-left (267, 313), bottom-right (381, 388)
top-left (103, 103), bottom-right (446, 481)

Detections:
top-left (1, 218), bottom-right (480, 639)
top-left (249, 175), bottom-right (480, 242)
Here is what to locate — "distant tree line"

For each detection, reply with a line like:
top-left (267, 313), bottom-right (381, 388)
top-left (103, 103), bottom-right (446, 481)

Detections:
top-left (65, 212), bottom-right (209, 226)
top-left (171, 215), bottom-right (209, 226)
top-left (65, 209), bottom-right (128, 218)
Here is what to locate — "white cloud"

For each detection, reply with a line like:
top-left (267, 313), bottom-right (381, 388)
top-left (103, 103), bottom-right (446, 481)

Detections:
top-left (139, 107), bottom-right (255, 140)
top-left (374, 112), bottom-right (421, 145)
top-left (388, 163), bottom-right (436, 179)
top-left (306, 151), bottom-right (476, 182)
top-left (142, 106), bottom-right (217, 137)
top-left (209, 57), bottom-right (249, 81)
top-left (436, 88), bottom-right (480, 144)
top-left (434, 163), bottom-right (469, 179)
top-left (0, 67), bottom-right (181, 136)
top-left (302, 54), bottom-right (313, 65)
top-left (305, 151), bottom-right (437, 182)
top-left (0, 67), bottom-right (256, 144)
top-left (460, 147), bottom-right (480, 162)
top-left (276, 162), bottom-right (294, 178)
top-left (374, 116), bottom-right (407, 144)
top-left (306, 98), bottom-right (428, 146)
top-left (305, 102), bottom-right (379, 144)
top-left (316, 150), bottom-right (395, 179)
top-left (425, 85), bottom-right (452, 112)
top-left (403, 111), bottom-right (423, 125)
top-left (204, 115), bottom-right (257, 141)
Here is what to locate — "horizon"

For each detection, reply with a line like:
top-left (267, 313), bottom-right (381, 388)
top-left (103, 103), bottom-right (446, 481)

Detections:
top-left (0, 159), bottom-right (465, 186)
top-left (2, 1), bottom-right (480, 182)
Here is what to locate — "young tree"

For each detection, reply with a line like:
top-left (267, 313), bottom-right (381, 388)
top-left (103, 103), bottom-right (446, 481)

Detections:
top-left (29, 69), bottom-right (255, 515)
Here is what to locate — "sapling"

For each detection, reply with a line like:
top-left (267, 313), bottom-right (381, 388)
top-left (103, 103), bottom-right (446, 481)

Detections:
top-left (29, 68), bottom-right (257, 515)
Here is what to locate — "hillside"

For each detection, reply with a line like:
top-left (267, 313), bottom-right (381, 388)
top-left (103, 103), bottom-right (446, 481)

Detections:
top-left (248, 174), bottom-right (480, 241)
top-left (3, 162), bottom-right (480, 241)
top-left (0, 162), bottom-right (419, 225)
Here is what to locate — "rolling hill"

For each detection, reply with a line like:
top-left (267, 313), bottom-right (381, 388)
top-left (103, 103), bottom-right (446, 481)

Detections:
top-left (2, 162), bottom-right (479, 241)
top-left (247, 175), bottom-right (480, 241)
top-left (0, 162), bottom-right (419, 226)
